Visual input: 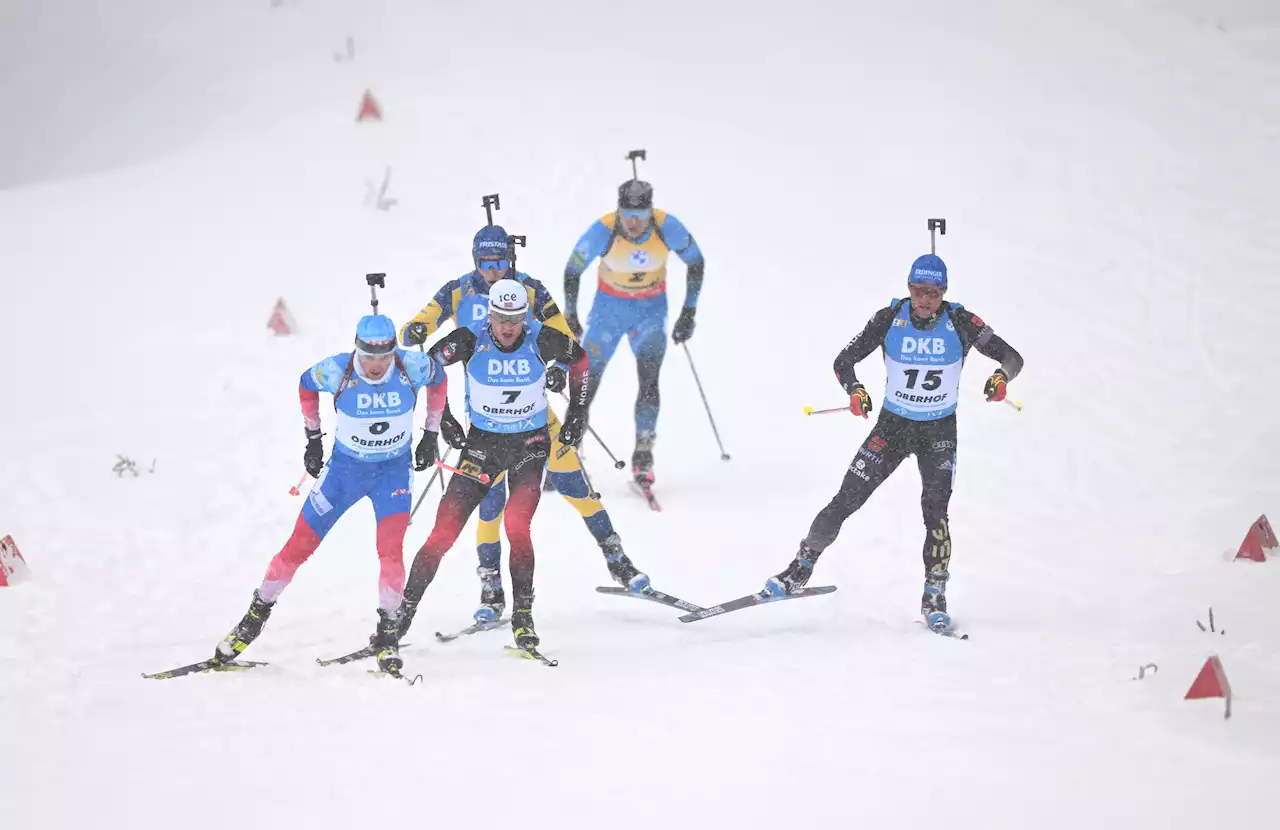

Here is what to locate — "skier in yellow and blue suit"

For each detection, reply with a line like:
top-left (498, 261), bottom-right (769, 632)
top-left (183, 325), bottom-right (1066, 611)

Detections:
top-left (401, 224), bottom-right (651, 623)
top-left (563, 177), bottom-right (705, 489)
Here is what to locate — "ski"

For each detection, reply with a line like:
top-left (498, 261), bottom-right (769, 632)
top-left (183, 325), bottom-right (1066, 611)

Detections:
top-left (678, 585), bottom-right (837, 623)
top-left (142, 658), bottom-right (268, 680)
top-left (434, 617), bottom-right (510, 643)
top-left (596, 585), bottom-right (703, 613)
top-left (316, 642), bottom-right (413, 667)
top-left (918, 620), bottom-right (968, 640)
top-left (503, 644), bottom-right (559, 667)
top-left (629, 480), bottom-right (662, 512)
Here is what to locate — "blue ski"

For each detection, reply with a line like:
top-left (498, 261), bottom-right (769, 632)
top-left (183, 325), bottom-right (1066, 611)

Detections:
top-left (596, 586), bottom-right (704, 614)
top-left (678, 585), bottom-right (837, 623)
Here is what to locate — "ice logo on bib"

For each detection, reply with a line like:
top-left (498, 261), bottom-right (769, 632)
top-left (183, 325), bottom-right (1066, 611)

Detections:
top-left (629, 250), bottom-right (651, 268)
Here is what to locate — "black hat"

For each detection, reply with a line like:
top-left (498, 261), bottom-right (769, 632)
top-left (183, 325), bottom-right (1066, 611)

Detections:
top-left (618, 179), bottom-right (654, 209)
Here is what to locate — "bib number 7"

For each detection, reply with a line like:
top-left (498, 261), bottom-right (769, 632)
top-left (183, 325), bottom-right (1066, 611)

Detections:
top-left (500, 390), bottom-right (520, 404)
top-left (904, 369), bottom-right (943, 391)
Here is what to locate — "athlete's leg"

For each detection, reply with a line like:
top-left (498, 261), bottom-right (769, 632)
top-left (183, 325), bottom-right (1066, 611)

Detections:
top-left (473, 472), bottom-right (509, 620)
top-left (804, 418), bottom-right (912, 554)
top-left (367, 459), bottom-right (415, 612)
top-left (545, 410), bottom-right (643, 586)
top-left (259, 459), bottom-right (368, 602)
top-left (401, 443), bottom-right (499, 633)
top-left (503, 430), bottom-right (550, 611)
top-left (767, 421), bottom-right (911, 595)
top-left (581, 293), bottom-right (630, 408)
top-left (915, 416), bottom-right (957, 618)
top-left (218, 456), bottom-right (370, 660)
top-left (627, 297), bottom-right (669, 440)
top-left (476, 472), bottom-right (508, 573)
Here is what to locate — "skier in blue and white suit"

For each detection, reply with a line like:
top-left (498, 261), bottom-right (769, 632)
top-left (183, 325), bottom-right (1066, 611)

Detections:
top-left (763, 254), bottom-right (1024, 634)
top-left (212, 313), bottom-right (450, 675)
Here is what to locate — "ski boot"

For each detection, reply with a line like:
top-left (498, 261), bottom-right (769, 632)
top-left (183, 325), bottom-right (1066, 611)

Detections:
top-left (371, 608), bottom-right (404, 674)
top-left (921, 568), bottom-right (951, 631)
top-left (214, 589), bottom-right (275, 663)
top-left (602, 533), bottom-right (650, 593)
top-left (511, 607), bottom-right (539, 649)
top-left (632, 430), bottom-right (656, 489)
top-left (475, 566), bottom-right (506, 623)
top-left (763, 541), bottom-right (819, 598)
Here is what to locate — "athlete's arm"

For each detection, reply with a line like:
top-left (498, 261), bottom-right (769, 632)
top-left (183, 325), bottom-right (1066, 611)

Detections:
top-left (659, 213), bottom-right (705, 310)
top-left (297, 354), bottom-right (349, 431)
top-left (951, 307), bottom-right (1024, 381)
top-left (537, 327), bottom-right (589, 410)
top-left (562, 220), bottom-right (614, 317)
top-left (399, 282), bottom-right (457, 345)
top-left (429, 327), bottom-right (478, 368)
top-left (401, 351), bottom-right (450, 431)
top-left (833, 307), bottom-right (897, 392)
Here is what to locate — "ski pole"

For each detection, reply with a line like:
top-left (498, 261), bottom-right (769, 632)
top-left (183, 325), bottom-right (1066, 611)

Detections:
top-left (408, 447), bottom-right (453, 524)
top-left (681, 343), bottom-right (731, 461)
top-left (557, 391), bottom-right (626, 470)
top-left (1004, 398), bottom-right (1024, 412)
top-left (802, 405), bottom-right (849, 416)
top-left (287, 471), bottom-right (309, 496)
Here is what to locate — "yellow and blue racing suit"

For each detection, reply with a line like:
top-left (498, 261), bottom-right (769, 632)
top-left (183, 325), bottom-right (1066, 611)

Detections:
top-left (563, 209), bottom-right (704, 437)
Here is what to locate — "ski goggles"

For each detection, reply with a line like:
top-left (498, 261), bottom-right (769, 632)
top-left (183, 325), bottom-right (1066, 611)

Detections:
top-left (488, 308), bottom-right (527, 325)
top-left (619, 208), bottom-right (652, 221)
top-left (355, 338), bottom-right (397, 356)
top-left (476, 258), bottom-right (510, 272)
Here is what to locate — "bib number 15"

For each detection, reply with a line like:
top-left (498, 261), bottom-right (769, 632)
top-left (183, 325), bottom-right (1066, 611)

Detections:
top-left (904, 369), bottom-right (943, 391)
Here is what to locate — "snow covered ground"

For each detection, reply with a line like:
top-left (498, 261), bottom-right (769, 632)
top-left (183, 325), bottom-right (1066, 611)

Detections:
top-left (1, 1), bottom-right (1277, 827)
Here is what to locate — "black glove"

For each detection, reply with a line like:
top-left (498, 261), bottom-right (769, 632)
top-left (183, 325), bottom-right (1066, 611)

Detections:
top-left (303, 428), bottom-right (325, 477)
top-left (403, 322), bottom-right (429, 347)
top-left (440, 407), bottom-right (467, 449)
top-left (414, 430), bottom-right (438, 472)
top-left (565, 312), bottom-right (583, 339)
top-left (558, 408), bottom-right (587, 448)
top-left (672, 306), bottom-right (696, 344)
top-left (545, 365), bottom-right (567, 394)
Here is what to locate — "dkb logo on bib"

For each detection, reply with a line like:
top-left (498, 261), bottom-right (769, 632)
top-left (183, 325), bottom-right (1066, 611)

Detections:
top-left (901, 337), bottom-right (946, 355)
top-left (488, 359), bottom-right (532, 375)
top-left (357, 392), bottom-right (403, 409)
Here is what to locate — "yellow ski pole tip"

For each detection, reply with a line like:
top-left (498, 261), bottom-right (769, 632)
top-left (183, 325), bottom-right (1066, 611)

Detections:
top-left (803, 406), bottom-right (813, 415)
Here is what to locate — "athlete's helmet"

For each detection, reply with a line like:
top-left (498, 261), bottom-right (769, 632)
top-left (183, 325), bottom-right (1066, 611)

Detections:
top-left (618, 179), bottom-right (654, 210)
top-left (473, 224), bottom-right (510, 261)
top-left (487, 279), bottom-right (529, 322)
top-left (355, 314), bottom-right (398, 355)
top-left (908, 254), bottom-right (947, 288)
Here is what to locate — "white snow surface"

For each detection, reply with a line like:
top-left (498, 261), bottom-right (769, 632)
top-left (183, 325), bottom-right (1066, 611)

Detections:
top-left (2, 1), bottom-right (1278, 828)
